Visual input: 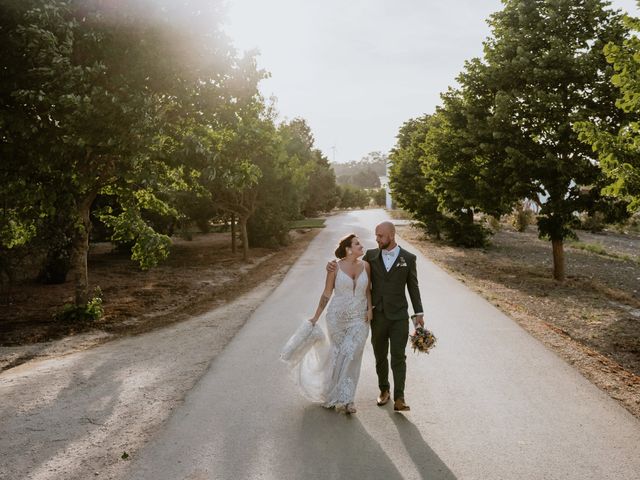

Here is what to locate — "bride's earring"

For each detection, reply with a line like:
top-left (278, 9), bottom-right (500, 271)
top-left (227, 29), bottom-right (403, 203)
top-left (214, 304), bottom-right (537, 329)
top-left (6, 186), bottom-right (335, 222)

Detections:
top-left (347, 248), bottom-right (352, 256)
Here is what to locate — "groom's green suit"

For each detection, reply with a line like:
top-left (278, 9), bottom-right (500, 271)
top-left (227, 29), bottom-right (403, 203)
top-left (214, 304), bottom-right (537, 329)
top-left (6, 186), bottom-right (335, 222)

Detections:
top-left (364, 246), bottom-right (423, 401)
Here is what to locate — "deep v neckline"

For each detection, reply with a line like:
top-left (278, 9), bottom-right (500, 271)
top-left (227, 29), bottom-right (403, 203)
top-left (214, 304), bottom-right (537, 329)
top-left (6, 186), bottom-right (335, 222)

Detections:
top-left (337, 263), bottom-right (366, 295)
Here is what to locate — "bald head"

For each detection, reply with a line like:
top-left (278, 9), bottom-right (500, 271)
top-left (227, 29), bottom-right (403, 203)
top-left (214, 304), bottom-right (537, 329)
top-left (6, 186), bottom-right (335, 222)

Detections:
top-left (375, 221), bottom-right (396, 250)
top-left (377, 221), bottom-right (395, 236)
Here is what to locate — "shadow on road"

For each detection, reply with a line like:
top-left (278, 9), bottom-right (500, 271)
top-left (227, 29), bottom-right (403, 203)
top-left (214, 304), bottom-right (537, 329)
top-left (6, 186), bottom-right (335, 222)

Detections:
top-left (1, 355), bottom-right (125, 479)
top-left (280, 406), bottom-right (404, 479)
top-left (272, 405), bottom-right (456, 479)
top-left (387, 409), bottom-right (457, 480)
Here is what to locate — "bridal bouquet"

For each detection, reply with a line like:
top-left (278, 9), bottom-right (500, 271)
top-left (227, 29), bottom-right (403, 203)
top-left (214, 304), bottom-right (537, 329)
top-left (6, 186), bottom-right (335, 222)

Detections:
top-left (280, 320), bottom-right (327, 366)
top-left (410, 326), bottom-right (437, 354)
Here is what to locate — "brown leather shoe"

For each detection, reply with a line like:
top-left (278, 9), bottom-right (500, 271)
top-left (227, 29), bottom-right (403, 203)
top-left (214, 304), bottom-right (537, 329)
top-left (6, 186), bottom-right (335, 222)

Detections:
top-left (394, 398), bottom-right (410, 411)
top-left (376, 390), bottom-right (391, 406)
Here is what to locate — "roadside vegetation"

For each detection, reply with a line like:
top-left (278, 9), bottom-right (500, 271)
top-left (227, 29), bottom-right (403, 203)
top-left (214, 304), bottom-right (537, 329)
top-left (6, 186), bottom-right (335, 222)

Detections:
top-left (0, 0), bottom-right (389, 347)
top-left (389, 0), bottom-right (640, 283)
top-left (0, 1), bottom-right (382, 333)
top-left (388, 0), bottom-right (640, 417)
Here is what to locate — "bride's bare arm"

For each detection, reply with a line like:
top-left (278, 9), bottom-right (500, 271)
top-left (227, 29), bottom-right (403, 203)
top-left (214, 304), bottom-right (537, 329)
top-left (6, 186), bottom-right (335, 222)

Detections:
top-left (364, 261), bottom-right (373, 322)
top-left (310, 269), bottom-right (336, 324)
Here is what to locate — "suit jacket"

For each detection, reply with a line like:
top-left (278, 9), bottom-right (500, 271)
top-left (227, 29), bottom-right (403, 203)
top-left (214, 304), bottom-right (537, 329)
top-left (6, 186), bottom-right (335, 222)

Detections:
top-left (364, 246), bottom-right (423, 321)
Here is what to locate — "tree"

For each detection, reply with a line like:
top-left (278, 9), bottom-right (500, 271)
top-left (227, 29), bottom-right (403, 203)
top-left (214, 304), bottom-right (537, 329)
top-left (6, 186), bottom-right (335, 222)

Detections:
top-left (278, 118), bottom-right (338, 216)
top-left (208, 106), bottom-right (268, 260)
top-left (0, 0), bottom-right (333, 317)
top-left (302, 155), bottom-right (339, 215)
top-left (1, 0), bottom-right (161, 304)
top-left (389, 116), bottom-right (445, 239)
top-left (371, 188), bottom-right (387, 207)
top-left (353, 168), bottom-right (382, 189)
top-left (358, 151), bottom-right (388, 176)
top-left (246, 115), bottom-right (308, 249)
top-left (332, 151), bottom-right (387, 185)
top-left (0, 0), bottom-right (259, 304)
top-left (466, 0), bottom-right (628, 279)
top-left (576, 7), bottom-right (640, 212)
top-left (337, 185), bottom-right (369, 209)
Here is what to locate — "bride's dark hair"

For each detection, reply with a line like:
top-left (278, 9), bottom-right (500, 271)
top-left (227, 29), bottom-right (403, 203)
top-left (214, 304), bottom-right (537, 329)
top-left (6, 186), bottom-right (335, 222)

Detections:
top-left (335, 234), bottom-right (357, 259)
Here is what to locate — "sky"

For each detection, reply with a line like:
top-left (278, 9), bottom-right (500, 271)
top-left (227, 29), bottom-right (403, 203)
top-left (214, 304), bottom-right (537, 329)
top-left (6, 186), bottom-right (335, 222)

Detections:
top-left (222, 0), bottom-right (639, 163)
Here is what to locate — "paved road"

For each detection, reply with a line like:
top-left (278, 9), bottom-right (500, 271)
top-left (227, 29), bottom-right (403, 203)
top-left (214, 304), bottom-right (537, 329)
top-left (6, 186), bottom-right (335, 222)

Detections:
top-left (126, 209), bottom-right (640, 480)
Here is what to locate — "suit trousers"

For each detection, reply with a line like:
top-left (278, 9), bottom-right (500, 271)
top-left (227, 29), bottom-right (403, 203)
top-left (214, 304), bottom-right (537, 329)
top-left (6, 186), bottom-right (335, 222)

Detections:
top-left (370, 310), bottom-right (409, 400)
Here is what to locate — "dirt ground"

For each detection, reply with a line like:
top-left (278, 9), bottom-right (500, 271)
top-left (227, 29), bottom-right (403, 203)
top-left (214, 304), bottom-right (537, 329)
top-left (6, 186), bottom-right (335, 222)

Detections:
top-left (397, 222), bottom-right (640, 419)
top-left (0, 229), bottom-right (320, 370)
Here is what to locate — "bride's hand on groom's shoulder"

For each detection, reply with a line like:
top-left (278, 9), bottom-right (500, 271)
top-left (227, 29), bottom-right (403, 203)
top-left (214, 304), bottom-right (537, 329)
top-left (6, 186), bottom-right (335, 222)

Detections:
top-left (308, 317), bottom-right (318, 325)
top-left (326, 259), bottom-right (337, 272)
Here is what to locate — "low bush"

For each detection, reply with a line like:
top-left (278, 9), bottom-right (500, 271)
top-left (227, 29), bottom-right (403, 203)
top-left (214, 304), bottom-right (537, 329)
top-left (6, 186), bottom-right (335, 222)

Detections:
top-left (54, 287), bottom-right (104, 323)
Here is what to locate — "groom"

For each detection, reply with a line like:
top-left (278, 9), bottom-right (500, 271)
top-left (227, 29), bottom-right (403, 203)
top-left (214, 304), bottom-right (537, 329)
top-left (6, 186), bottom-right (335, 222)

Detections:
top-left (329, 221), bottom-right (424, 411)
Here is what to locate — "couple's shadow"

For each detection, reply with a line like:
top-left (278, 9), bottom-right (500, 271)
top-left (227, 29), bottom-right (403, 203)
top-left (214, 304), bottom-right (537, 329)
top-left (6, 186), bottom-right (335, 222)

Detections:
top-left (386, 407), bottom-right (457, 479)
top-left (279, 405), bottom-right (456, 479)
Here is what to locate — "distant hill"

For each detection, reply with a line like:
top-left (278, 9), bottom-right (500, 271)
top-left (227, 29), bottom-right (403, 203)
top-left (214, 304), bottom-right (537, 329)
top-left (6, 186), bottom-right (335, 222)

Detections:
top-left (331, 151), bottom-right (388, 188)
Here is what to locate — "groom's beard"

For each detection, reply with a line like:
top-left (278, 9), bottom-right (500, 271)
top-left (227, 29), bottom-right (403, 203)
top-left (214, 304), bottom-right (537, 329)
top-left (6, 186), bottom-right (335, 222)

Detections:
top-left (378, 241), bottom-right (390, 250)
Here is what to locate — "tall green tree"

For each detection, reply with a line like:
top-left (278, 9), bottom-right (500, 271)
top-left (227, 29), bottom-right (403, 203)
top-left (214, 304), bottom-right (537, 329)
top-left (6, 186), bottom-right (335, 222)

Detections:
top-left (278, 118), bottom-right (338, 216)
top-left (277, 118), bottom-right (334, 216)
top-left (422, 92), bottom-right (509, 246)
top-left (0, 0), bottom-right (257, 304)
top-left (576, 6), bottom-right (640, 212)
top-left (206, 104), bottom-right (270, 260)
top-left (302, 154), bottom-right (339, 215)
top-left (389, 116), bottom-right (445, 239)
top-left (469, 0), bottom-right (628, 280)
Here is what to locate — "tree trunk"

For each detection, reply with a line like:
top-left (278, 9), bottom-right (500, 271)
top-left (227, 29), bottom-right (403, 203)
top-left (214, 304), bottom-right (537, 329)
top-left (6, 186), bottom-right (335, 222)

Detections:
top-left (464, 208), bottom-right (474, 225)
top-left (551, 238), bottom-right (565, 282)
top-left (239, 215), bottom-right (249, 262)
top-left (70, 192), bottom-right (97, 306)
top-left (230, 213), bottom-right (236, 254)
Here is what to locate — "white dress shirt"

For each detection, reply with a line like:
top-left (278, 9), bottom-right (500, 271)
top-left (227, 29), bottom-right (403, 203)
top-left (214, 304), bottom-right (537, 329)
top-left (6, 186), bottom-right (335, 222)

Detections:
top-left (381, 245), bottom-right (400, 272)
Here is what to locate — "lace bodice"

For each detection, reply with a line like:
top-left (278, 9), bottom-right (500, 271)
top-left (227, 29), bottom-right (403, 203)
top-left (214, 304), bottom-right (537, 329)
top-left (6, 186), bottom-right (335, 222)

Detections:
top-left (332, 264), bottom-right (368, 299)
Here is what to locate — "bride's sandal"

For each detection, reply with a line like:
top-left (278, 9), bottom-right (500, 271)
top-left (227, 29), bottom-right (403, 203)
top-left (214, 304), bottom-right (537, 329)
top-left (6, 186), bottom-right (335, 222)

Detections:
top-left (345, 403), bottom-right (357, 414)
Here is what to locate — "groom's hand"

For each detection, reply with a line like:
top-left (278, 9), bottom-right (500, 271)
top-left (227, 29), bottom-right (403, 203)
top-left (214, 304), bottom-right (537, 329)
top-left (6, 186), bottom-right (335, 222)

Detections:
top-left (326, 259), bottom-right (338, 273)
top-left (413, 314), bottom-right (424, 328)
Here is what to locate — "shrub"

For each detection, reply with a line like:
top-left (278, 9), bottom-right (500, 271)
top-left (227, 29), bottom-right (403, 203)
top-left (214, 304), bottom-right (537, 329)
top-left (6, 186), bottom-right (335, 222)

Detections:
top-left (483, 214), bottom-right (502, 233)
top-left (441, 216), bottom-right (490, 248)
top-left (511, 202), bottom-right (535, 232)
top-left (337, 185), bottom-right (369, 209)
top-left (248, 208), bottom-right (291, 248)
top-left (371, 188), bottom-right (387, 207)
top-left (577, 212), bottom-right (606, 233)
top-left (54, 287), bottom-right (104, 323)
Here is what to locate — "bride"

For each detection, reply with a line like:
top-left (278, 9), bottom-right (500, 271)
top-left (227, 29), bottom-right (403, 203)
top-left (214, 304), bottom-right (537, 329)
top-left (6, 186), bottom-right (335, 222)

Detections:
top-left (282, 233), bottom-right (372, 414)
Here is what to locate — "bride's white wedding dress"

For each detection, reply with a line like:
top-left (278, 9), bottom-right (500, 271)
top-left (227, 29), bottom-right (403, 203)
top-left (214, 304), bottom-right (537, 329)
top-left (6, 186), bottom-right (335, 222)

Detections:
top-left (282, 265), bottom-right (370, 408)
